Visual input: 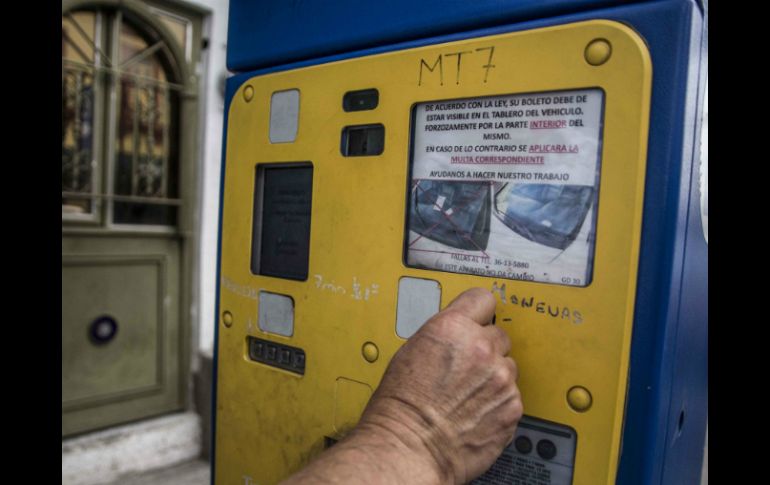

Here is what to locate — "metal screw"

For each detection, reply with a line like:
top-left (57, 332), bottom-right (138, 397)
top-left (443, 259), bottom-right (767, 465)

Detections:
top-left (223, 311), bottom-right (233, 328)
top-left (567, 386), bottom-right (593, 412)
top-left (243, 85), bottom-right (254, 102)
top-left (585, 39), bottom-right (612, 66)
top-left (362, 342), bottom-right (379, 363)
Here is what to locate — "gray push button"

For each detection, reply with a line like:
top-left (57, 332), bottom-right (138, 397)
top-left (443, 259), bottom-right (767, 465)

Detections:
top-left (269, 89), bottom-right (300, 143)
top-left (396, 277), bottom-right (441, 339)
top-left (258, 291), bottom-right (295, 337)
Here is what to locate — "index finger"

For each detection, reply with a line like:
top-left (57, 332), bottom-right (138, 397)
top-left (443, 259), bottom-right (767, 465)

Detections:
top-left (440, 288), bottom-right (497, 326)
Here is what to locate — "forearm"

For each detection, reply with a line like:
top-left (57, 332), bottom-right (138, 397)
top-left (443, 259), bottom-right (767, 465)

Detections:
top-left (280, 423), bottom-right (443, 485)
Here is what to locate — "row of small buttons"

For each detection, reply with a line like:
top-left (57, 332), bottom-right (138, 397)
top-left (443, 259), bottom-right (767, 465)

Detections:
top-left (248, 336), bottom-right (306, 375)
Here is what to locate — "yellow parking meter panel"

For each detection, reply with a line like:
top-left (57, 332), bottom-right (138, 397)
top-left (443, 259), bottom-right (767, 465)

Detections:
top-left (217, 19), bottom-right (651, 485)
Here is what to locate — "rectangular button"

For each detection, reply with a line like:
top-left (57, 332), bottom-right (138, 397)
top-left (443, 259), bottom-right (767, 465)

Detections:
top-left (252, 341), bottom-right (264, 357)
top-left (280, 349), bottom-right (291, 364)
top-left (293, 352), bottom-right (305, 369)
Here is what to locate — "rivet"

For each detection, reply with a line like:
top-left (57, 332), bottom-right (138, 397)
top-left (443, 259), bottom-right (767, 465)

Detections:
top-left (362, 342), bottom-right (379, 363)
top-left (585, 39), bottom-right (612, 66)
top-left (567, 386), bottom-right (593, 412)
top-left (243, 85), bottom-right (254, 102)
top-left (222, 311), bottom-right (233, 328)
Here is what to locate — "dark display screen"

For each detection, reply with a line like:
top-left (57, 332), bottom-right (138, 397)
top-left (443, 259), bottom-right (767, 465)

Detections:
top-left (252, 164), bottom-right (313, 280)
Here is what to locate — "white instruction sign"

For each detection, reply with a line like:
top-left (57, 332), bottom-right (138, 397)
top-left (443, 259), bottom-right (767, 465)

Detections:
top-left (405, 88), bottom-right (604, 286)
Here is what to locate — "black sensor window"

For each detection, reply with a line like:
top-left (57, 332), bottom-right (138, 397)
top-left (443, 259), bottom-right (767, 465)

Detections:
top-left (343, 89), bottom-right (379, 112)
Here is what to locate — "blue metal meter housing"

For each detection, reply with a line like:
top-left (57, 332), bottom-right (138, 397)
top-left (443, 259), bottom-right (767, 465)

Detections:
top-left (216, 1), bottom-right (708, 484)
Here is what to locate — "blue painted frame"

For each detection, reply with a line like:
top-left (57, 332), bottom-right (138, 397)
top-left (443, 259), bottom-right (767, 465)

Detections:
top-left (212, 1), bottom-right (708, 483)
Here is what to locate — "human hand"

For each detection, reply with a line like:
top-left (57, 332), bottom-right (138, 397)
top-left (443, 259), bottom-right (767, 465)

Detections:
top-left (356, 287), bottom-right (523, 484)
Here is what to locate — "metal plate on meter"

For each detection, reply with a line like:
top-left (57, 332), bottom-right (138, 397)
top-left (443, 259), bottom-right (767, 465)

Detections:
top-left (406, 89), bottom-right (604, 286)
top-left (472, 415), bottom-right (577, 485)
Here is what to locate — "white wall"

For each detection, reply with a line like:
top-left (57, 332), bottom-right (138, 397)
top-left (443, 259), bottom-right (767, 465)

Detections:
top-left (183, 0), bottom-right (229, 355)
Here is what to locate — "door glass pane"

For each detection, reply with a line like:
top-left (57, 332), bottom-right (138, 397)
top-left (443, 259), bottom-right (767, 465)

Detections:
top-left (119, 22), bottom-right (150, 70)
top-left (62, 12), bottom-right (96, 64)
top-left (62, 11), bottom-right (97, 215)
top-left (114, 20), bottom-right (179, 226)
top-left (151, 9), bottom-right (190, 62)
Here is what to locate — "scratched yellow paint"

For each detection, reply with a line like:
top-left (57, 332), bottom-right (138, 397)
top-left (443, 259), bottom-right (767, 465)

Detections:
top-left (216, 20), bottom-right (651, 485)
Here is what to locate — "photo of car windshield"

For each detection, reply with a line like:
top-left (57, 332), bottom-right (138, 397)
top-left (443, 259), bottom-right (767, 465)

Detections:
top-left (409, 180), bottom-right (491, 251)
top-left (494, 183), bottom-right (594, 250)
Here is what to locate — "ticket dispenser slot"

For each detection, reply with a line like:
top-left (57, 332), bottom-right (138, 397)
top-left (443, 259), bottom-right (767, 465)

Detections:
top-left (341, 124), bottom-right (385, 156)
top-left (217, 19), bottom-right (651, 485)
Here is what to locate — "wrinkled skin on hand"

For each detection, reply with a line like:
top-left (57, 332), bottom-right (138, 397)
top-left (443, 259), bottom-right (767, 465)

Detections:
top-left (357, 288), bottom-right (524, 484)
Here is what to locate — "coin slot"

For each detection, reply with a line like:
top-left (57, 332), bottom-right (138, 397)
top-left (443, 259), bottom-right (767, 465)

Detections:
top-left (258, 291), bottom-right (295, 337)
top-left (341, 124), bottom-right (385, 156)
